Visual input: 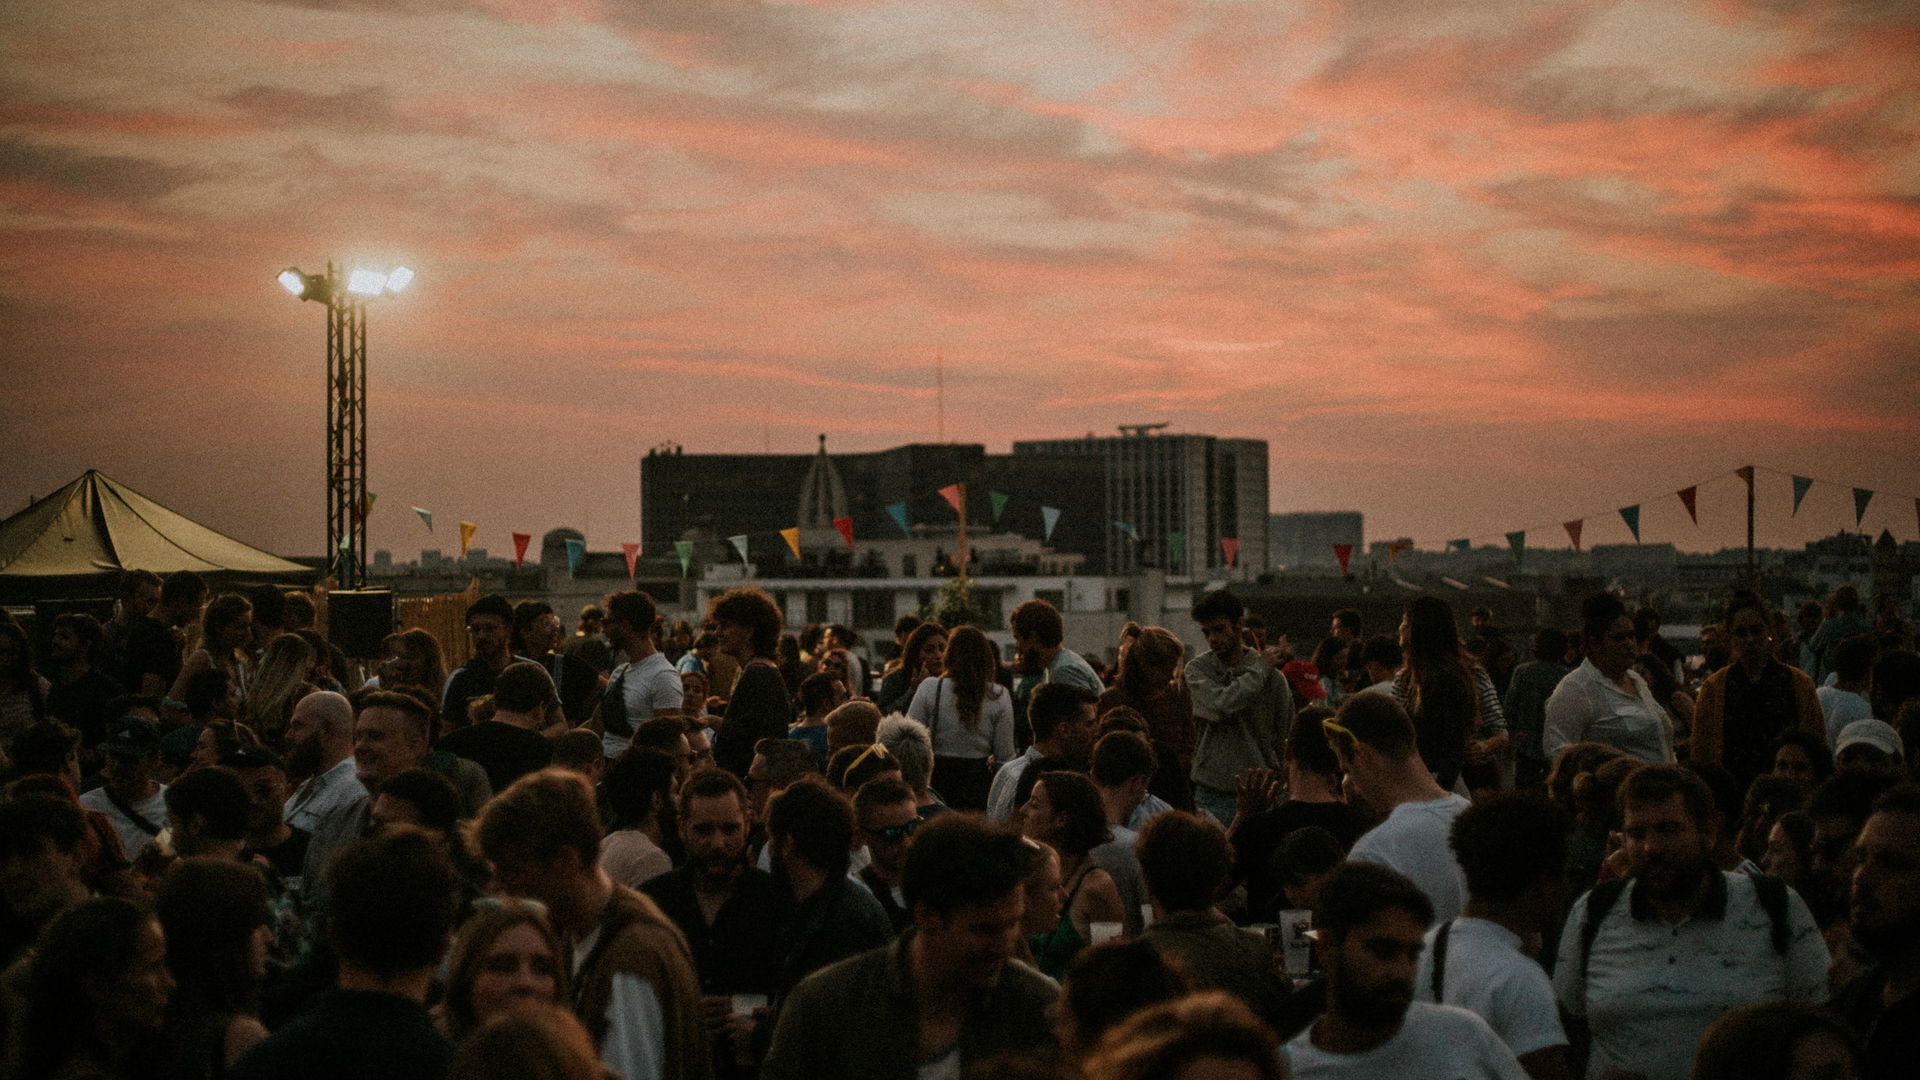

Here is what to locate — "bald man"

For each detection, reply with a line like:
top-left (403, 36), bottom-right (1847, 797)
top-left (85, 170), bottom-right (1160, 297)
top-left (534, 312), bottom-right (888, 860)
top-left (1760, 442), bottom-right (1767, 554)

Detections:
top-left (282, 690), bottom-right (365, 834)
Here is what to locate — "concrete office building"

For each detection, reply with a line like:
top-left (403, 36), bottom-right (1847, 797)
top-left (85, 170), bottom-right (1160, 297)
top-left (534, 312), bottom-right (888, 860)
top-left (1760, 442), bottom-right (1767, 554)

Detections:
top-left (1268, 511), bottom-right (1364, 571)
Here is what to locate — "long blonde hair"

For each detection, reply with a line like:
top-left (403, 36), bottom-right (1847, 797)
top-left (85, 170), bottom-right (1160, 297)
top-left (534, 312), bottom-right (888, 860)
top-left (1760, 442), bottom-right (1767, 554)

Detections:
top-left (244, 633), bottom-right (315, 739)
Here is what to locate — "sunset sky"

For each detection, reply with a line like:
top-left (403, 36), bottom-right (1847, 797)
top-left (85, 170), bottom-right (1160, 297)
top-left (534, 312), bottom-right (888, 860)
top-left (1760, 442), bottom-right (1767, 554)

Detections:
top-left (4, 0), bottom-right (1917, 563)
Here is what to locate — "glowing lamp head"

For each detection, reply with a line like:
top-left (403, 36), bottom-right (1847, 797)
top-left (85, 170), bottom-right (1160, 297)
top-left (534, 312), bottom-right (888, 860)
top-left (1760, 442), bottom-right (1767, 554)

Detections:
top-left (347, 269), bottom-right (388, 297)
top-left (278, 269), bottom-right (308, 297)
top-left (385, 266), bottom-right (413, 293)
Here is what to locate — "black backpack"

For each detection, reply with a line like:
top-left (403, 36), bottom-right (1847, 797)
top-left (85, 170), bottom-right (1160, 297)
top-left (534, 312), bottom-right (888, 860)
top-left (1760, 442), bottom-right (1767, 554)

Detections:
top-left (1576, 874), bottom-right (1792, 980)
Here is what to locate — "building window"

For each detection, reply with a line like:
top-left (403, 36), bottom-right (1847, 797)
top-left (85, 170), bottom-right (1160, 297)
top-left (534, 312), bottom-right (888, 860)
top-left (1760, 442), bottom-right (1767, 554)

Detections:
top-left (852, 591), bottom-right (894, 631)
top-left (1035, 589), bottom-right (1066, 611)
top-left (1112, 588), bottom-right (1131, 611)
top-left (901, 554), bottom-right (918, 577)
top-left (806, 591), bottom-right (829, 624)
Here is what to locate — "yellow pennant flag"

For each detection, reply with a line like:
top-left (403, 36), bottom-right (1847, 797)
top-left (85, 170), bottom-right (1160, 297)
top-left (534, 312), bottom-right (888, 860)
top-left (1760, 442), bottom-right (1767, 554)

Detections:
top-left (780, 527), bottom-right (802, 558)
top-left (458, 521), bottom-right (479, 559)
top-left (1388, 541), bottom-right (1412, 565)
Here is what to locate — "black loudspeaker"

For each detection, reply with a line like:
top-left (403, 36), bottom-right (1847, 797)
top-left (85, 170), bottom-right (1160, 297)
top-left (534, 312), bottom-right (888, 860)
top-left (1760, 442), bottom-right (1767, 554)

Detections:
top-left (327, 589), bottom-right (394, 659)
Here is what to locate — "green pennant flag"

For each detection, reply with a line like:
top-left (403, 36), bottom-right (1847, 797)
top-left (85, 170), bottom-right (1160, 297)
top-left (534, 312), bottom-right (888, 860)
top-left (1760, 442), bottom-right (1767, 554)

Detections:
top-left (1506, 530), bottom-right (1526, 568)
top-left (989, 490), bottom-right (1009, 523)
top-left (1167, 531), bottom-right (1185, 568)
top-left (1447, 538), bottom-right (1470, 552)
top-left (1791, 476), bottom-right (1813, 515)
top-left (674, 539), bottom-right (694, 577)
top-left (1854, 487), bottom-right (1874, 525)
top-left (1619, 505), bottom-right (1641, 542)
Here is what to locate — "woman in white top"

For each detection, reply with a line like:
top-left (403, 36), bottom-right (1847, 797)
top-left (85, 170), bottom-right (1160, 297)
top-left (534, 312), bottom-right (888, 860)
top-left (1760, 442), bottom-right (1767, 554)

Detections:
top-left (906, 624), bottom-right (1015, 811)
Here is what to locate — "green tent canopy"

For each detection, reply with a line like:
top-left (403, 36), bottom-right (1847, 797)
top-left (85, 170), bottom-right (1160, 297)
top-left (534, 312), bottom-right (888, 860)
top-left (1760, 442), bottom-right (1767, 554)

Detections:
top-left (0, 470), bottom-right (315, 602)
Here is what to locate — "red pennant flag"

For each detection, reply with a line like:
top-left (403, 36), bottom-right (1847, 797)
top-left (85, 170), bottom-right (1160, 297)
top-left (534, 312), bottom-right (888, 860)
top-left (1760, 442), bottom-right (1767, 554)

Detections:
top-left (1564, 520), bottom-right (1583, 553)
top-left (1221, 538), bottom-right (1240, 567)
top-left (938, 483), bottom-right (964, 513)
top-left (833, 516), bottom-right (854, 551)
top-left (621, 542), bottom-right (639, 578)
top-left (1333, 543), bottom-right (1352, 576)
top-left (1678, 486), bottom-right (1698, 524)
top-left (512, 531), bottom-right (532, 570)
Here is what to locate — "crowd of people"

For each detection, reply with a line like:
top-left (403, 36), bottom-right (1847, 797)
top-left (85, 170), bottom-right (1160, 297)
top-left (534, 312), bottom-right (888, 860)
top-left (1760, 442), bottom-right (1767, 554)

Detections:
top-left (0, 567), bottom-right (1915, 1080)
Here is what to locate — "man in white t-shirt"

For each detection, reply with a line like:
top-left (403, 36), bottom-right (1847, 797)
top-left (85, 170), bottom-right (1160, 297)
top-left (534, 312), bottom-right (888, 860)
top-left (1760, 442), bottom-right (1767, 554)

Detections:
top-left (1329, 692), bottom-right (1470, 924)
top-left (1817, 633), bottom-right (1877, 746)
top-left (1417, 793), bottom-right (1571, 1079)
top-left (1552, 765), bottom-right (1828, 1080)
top-left (79, 716), bottom-right (170, 860)
top-left (1284, 861), bottom-right (1527, 1080)
top-left (594, 590), bottom-right (684, 759)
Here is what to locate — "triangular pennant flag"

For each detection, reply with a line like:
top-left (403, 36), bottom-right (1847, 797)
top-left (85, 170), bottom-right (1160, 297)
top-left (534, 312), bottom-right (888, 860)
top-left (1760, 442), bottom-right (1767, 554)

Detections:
top-left (363, 492), bottom-right (377, 518)
top-left (337, 531), bottom-right (353, 552)
top-left (885, 502), bottom-right (910, 536)
top-left (1114, 521), bottom-right (1139, 542)
top-left (832, 516), bottom-right (854, 551)
top-left (728, 535), bottom-right (750, 564)
top-left (1387, 541), bottom-right (1412, 565)
top-left (674, 539), bottom-right (694, 577)
top-left (564, 538), bottom-right (586, 578)
top-left (938, 484), bottom-right (965, 514)
top-left (621, 542), bottom-right (639, 578)
top-left (1506, 530), bottom-right (1526, 567)
top-left (1564, 520), bottom-right (1583, 553)
top-left (1447, 538), bottom-right (1470, 553)
top-left (511, 531), bottom-right (532, 571)
top-left (1332, 543), bottom-right (1352, 575)
top-left (1167, 531), bottom-right (1186, 567)
top-left (1735, 465), bottom-right (1754, 491)
top-left (989, 491), bottom-right (1009, 523)
top-left (1222, 537), bottom-right (1240, 568)
top-left (1791, 476), bottom-right (1813, 516)
top-left (1618, 505), bottom-right (1641, 542)
top-left (1854, 487), bottom-right (1874, 525)
top-left (780, 527), bottom-right (802, 559)
top-left (1041, 506), bottom-right (1061, 542)
top-left (458, 521), bottom-right (478, 558)
top-left (1677, 486), bottom-right (1698, 525)
top-left (411, 506), bottom-right (433, 532)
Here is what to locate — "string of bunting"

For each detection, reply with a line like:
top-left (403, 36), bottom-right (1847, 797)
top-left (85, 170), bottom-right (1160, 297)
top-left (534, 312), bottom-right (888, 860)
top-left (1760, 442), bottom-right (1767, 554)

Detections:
top-left (328, 462), bottom-right (1916, 582)
top-left (1347, 464), bottom-right (1919, 571)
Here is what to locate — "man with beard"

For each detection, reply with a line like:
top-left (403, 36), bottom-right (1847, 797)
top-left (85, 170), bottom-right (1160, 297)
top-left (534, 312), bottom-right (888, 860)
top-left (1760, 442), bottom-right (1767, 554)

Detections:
top-left (1283, 861), bottom-right (1525, 1079)
top-left (1008, 599), bottom-right (1103, 745)
top-left (44, 613), bottom-right (124, 748)
top-left (1831, 784), bottom-right (1920, 1080)
top-left (441, 595), bottom-right (531, 726)
top-left (1552, 765), bottom-right (1828, 1080)
top-left (281, 691), bottom-right (362, 836)
top-left (762, 814), bottom-right (1055, 1079)
top-left (642, 769), bottom-right (788, 1077)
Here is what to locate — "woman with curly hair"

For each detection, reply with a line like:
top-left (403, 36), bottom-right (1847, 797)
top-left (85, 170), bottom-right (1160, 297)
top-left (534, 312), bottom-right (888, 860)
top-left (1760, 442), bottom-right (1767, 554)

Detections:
top-left (906, 625), bottom-right (1014, 811)
top-left (1392, 596), bottom-right (1508, 791)
top-left (171, 593), bottom-right (253, 703)
top-left (708, 587), bottom-right (794, 777)
top-left (1097, 623), bottom-right (1194, 811)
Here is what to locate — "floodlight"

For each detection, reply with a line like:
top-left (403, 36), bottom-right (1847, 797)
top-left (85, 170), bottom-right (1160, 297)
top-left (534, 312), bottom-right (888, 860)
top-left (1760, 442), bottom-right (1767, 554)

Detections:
top-left (347, 269), bottom-right (388, 296)
top-left (385, 266), bottom-right (413, 293)
top-left (279, 269), bottom-right (307, 297)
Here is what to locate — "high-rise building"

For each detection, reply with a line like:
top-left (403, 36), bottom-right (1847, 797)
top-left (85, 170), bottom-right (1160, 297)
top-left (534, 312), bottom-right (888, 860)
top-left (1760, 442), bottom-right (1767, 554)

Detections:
top-left (1268, 511), bottom-right (1364, 571)
top-left (1011, 427), bottom-right (1269, 575)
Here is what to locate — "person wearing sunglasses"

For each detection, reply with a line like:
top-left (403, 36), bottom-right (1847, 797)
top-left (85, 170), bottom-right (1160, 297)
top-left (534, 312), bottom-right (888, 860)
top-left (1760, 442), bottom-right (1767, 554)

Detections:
top-left (853, 776), bottom-right (921, 934)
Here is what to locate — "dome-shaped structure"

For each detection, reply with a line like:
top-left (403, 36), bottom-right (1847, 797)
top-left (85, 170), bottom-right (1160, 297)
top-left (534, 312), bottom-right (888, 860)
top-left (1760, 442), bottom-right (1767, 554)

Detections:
top-left (540, 527), bottom-right (585, 567)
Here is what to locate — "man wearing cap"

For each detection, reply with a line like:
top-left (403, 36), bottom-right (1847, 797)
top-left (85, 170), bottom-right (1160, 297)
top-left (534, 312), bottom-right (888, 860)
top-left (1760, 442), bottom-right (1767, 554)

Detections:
top-left (1836, 720), bottom-right (1905, 779)
top-left (441, 594), bottom-right (533, 726)
top-left (79, 715), bottom-right (171, 859)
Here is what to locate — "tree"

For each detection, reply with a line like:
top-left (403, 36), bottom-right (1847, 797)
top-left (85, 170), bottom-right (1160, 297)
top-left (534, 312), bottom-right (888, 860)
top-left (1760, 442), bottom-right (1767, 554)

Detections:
top-left (919, 577), bottom-right (994, 631)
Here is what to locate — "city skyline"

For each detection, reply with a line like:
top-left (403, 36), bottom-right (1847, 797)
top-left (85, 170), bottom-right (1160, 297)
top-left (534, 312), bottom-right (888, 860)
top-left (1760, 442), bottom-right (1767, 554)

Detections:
top-left (4, 0), bottom-right (1917, 560)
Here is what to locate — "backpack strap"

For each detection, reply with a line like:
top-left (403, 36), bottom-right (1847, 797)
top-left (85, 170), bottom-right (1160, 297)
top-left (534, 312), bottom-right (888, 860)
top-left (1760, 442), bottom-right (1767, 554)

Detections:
top-left (1577, 878), bottom-right (1630, 980)
top-left (1430, 919), bottom-right (1453, 1000)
